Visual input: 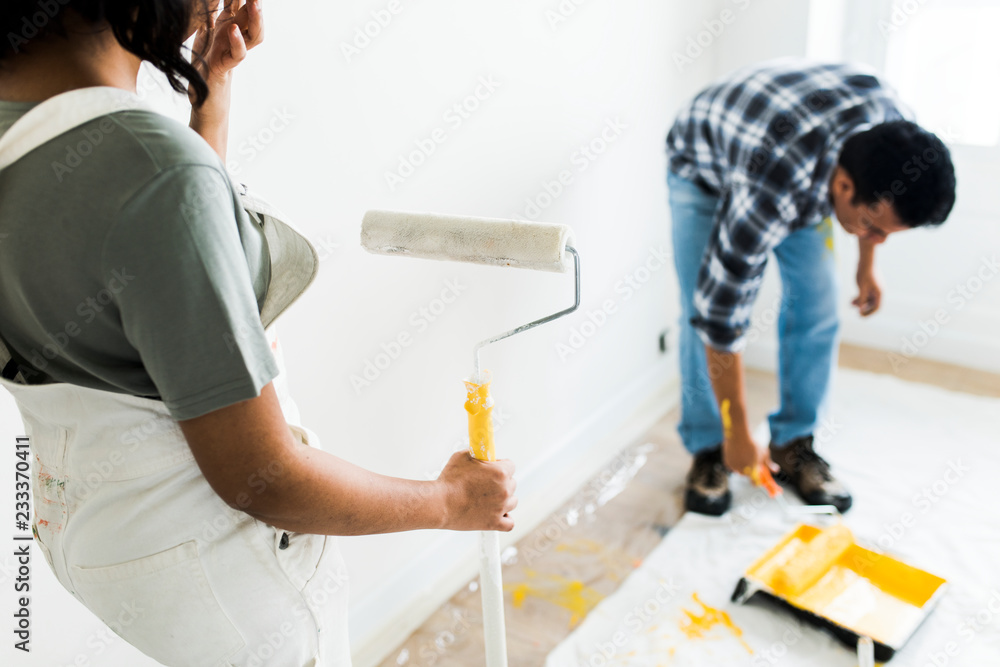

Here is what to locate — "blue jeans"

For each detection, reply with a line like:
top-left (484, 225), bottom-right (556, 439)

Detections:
top-left (667, 171), bottom-right (839, 454)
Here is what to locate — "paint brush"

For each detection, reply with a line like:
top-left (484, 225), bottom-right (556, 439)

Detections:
top-left (749, 464), bottom-right (840, 516)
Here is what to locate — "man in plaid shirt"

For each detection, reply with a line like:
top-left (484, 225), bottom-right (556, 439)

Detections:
top-left (666, 59), bottom-right (956, 516)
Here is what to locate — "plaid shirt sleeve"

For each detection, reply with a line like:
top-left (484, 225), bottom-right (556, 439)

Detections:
top-left (667, 60), bottom-right (906, 353)
top-left (692, 183), bottom-right (797, 353)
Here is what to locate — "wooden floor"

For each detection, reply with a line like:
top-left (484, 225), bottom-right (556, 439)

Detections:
top-left (377, 348), bottom-right (999, 667)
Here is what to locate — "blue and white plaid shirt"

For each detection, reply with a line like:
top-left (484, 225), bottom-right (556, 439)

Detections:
top-left (666, 58), bottom-right (906, 352)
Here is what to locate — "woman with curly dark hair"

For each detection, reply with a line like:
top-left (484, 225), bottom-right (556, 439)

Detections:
top-left (0, 2), bottom-right (516, 664)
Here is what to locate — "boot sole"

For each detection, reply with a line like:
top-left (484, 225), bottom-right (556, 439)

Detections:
top-left (684, 488), bottom-right (732, 516)
top-left (773, 473), bottom-right (853, 513)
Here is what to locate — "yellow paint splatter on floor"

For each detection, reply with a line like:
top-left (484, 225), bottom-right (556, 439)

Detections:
top-left (506, 571), bottom-right (604, 628)
top-left (555, 539), bottom-right (635, 581)
top-left (679, 593), bottom-right (753, 654)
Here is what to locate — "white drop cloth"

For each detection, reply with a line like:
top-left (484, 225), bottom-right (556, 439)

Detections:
top-left (547, 370), bottom-right (1000, 666)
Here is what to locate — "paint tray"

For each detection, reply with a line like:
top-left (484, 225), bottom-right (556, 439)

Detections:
top-left (731, 523), bottom-right (947, 662)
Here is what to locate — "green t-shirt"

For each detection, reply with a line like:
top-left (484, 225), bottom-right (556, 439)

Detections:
top-left (0, 101), bottom-right (279, 421)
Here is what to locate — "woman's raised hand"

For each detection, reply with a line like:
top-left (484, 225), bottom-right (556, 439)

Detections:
top-left (192, 0), bottom-right (264, 86)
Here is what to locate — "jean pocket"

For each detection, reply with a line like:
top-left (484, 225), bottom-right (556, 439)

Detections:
top-left (70, 540), bottom-right (245, 667)
top-left (262, 523), bottom-right (327, 592)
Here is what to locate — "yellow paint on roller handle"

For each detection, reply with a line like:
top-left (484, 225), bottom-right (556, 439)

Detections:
top-left (772, 523), bottom-right (855, 597)
top-left (465, 373), bottom-right (496, 462)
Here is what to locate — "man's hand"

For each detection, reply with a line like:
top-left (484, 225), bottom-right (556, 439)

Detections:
top-left (853, 236), bottom-right (882, 317)
top-left (704, 345), bottom-right (777, 479)
top-left (436, 451), bottom-right (518, 532)
top-left (853, 266), bottom-right (882, 316)
top-left (723, 429), bottom-right (776, 478)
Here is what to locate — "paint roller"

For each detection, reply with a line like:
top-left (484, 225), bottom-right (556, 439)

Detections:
top-left (772, 523), bottom-right (854, 598)
top-left (361, 210), bottom-right (580, 667)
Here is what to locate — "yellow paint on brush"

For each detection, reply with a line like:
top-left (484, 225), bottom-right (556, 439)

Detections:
top-left (679, 593), bottom-right (753, 654)
top-left (720, 398), bottom-right (732, 440)
top-left (506, 572), bottom-right (604, 628)
top-left (821, 216), bottom-right (835, 252)
top-left (464, 375), bottom-right (495, 462)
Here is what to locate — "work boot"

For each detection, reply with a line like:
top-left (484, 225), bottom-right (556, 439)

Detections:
top-left (770, 435), bottom-right (852, 513)
top-left (684, 445), bottom-right (731, 516)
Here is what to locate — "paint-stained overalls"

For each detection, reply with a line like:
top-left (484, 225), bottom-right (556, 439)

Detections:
top-left (0, 88), bottom-right (351, 666)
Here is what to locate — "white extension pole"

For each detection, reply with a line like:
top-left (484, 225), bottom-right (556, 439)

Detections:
top-left (480, 530), bottom-right (508, 667)
top-left (464, 366), bottom-right (508, 665)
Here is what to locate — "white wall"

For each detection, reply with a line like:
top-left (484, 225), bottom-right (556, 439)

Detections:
top-left (2, 2), bottom-right (732, 663)
top-left (239, 3), bottom-right (720, 661)
top-left (16, 2), bottom-right (993, 665)
top-left (730, 0), bottom-right (1000, 378)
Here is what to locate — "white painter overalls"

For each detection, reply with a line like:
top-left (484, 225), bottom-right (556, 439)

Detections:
top-left (0, 88), bottom-right (351, 666)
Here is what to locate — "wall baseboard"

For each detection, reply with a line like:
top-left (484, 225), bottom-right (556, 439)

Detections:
top-left (350, 358), bottom-right (679, 667)
top-left (743, 320), bottom-right (1000, 378)
top-left (743, 301), bottom-right (1000, 377)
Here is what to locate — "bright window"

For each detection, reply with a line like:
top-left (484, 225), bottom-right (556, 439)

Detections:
top-left (883, 2), bottom-right (1000, 147)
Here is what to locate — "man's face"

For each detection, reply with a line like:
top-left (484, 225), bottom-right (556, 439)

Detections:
top-left (830, 167), bottom-right (910, 244)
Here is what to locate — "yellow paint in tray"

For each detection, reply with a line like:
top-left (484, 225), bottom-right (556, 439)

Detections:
top-left (744, 524), bottom-right (947, 648)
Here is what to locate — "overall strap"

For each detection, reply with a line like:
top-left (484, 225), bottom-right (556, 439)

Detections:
top-left (0, 86), bottom-right (150, 170)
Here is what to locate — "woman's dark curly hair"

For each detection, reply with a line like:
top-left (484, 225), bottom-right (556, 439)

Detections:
top-left (2, 0), bottom-right (211, 106)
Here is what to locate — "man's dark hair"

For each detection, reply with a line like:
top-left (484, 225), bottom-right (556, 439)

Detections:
top-left (838, 120), bottom-right (956, 227)
top-left (1, 0), bottom-right (210, 107)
